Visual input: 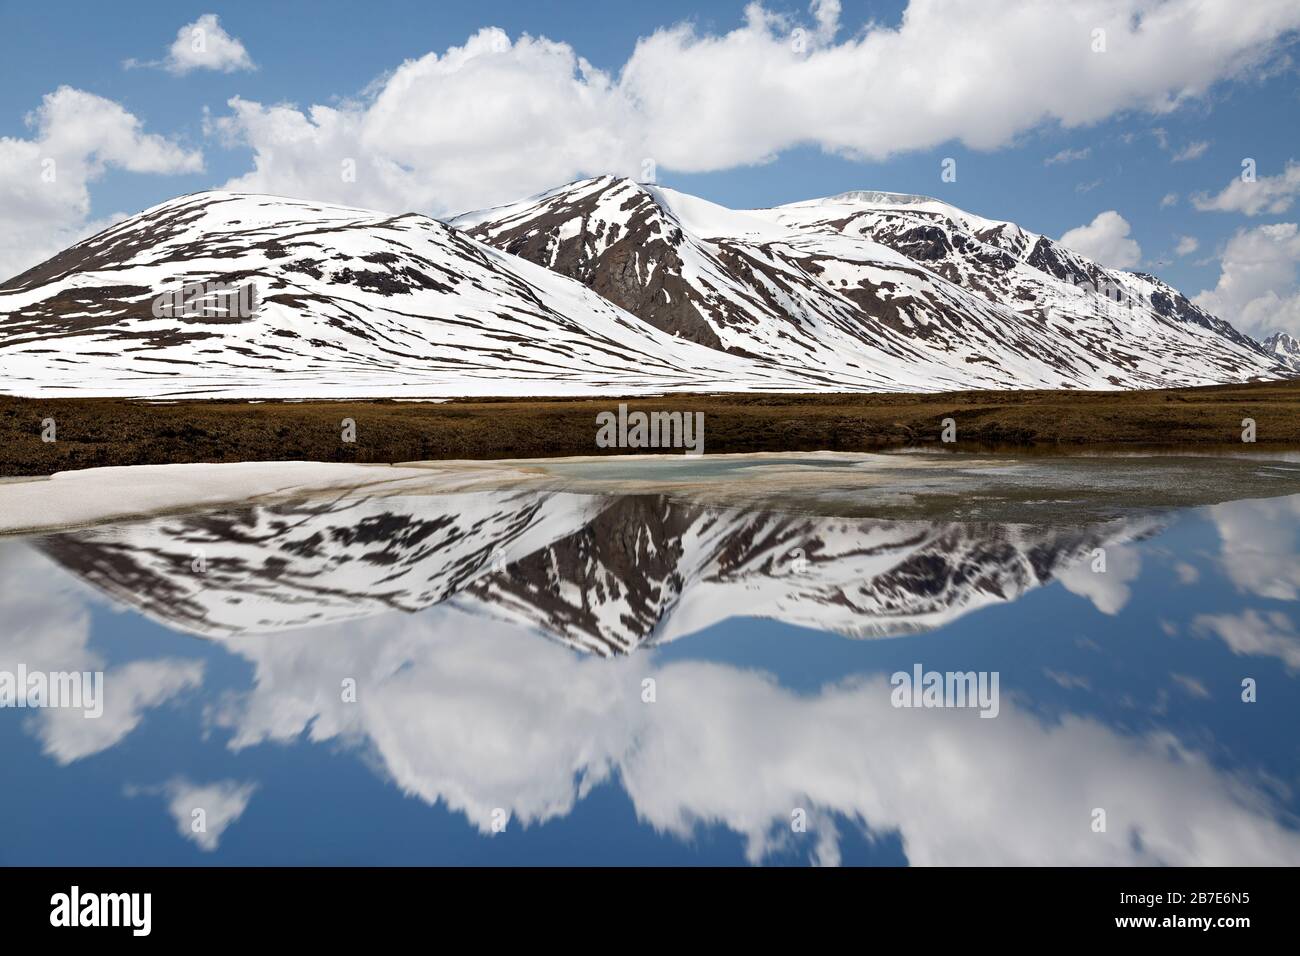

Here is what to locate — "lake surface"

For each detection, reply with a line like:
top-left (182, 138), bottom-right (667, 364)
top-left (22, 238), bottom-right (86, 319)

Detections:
top-left (2, 451), bottom-right (1298, 866)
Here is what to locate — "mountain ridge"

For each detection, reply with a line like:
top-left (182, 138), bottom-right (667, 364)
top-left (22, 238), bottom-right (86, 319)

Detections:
top-left (0, 179), bottom-right (1290, 397)
top-left (463, 175), bottom-right (1288, 390)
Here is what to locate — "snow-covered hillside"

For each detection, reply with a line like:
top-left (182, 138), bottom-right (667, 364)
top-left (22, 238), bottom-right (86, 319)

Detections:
top-left (462, 176), bottom-right (1290, 392)
top-left (0, 181), bottom-right (1290, 397)
top-left (0, 192), bottom-right (810, 397)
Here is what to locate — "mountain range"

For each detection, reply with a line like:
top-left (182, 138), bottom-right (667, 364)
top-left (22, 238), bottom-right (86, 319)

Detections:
top-left (0, 177), bottom-right (1292, 397)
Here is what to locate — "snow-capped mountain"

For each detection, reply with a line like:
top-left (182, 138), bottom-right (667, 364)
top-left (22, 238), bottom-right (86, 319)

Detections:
top-left (0, 192), bottom-right (808, 397)
top-left (0, 181), bottom-right (1289, 397)
top-left (1263, 331), bottom-right (1300, 372)
top-left (461, 176), bottom-right (1289, 391)
top-left (35, 491), bottom-right (1151, 654)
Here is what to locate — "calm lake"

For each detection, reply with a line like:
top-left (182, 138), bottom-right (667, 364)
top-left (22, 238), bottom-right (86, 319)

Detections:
top-left (2, 451), bottom-right (1298, 865)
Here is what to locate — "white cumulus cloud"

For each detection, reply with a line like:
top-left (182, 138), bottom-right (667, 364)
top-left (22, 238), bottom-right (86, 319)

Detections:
top-left (1172, 140), bottom-right (1210, 162)
top-left (1208, 495), bottom-right (1300, 599)
top-left (209, 27), bottom-right (638, 216)
top-left (0, 541), bottom-right (206, 764)
top-left (1194, 222), bottom-right (1300, 337)
top-left (1059, 211), bottom-right (1143, 269)
top-left (1193, 610), bottom-right (1300, 673)
top-left (207, 0), bottom-right (1300, 217)
top-left (1057, 543), bottom-right (1143, 614)
top-left (37, 658), bottom-right (205, 764)
top-left (127, 14), bottom-right (256, 75)
top-left (1193, 160), bottom-right (1300, 215)
top-left (162, 779), bottom-right (258, 851)
top-left (0, 87), bottom-right (202, 281)
top-left (620, 0), bottom-right (1298, 169)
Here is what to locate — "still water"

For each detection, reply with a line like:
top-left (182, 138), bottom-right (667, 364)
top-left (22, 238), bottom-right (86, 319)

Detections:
top-left (1, 452), bottom-right (1298, 865)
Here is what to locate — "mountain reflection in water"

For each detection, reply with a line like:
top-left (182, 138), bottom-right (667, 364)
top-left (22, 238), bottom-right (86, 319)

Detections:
top-left (2, 480), bottom-right (1298, 866)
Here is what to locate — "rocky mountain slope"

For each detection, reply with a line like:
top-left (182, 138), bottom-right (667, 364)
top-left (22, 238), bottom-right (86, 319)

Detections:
top-left (0, 180), bottom-right (1289, 397)
top-left (1264, 331), bottom-right (1300, 372)
top-left (460, 176), bottom-right (1289, 391)
top-left (0, 192), bottom-right (809, 397)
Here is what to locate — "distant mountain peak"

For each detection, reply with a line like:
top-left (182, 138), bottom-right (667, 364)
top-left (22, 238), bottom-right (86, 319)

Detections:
top-left (1263, 331), bottom-right (1300, 371)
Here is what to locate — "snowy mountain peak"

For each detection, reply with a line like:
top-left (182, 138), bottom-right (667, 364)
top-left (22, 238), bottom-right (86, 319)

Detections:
top-left (1263, 331), bottom-right (1300, 371)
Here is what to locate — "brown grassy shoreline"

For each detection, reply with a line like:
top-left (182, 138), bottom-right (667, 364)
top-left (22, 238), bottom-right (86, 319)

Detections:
top-left (3, 379), bottom-right (1299, 477)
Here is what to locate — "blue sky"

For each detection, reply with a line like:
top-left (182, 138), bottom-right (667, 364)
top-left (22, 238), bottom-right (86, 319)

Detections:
top-left (2, 1), bottom-right (1299, 334)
